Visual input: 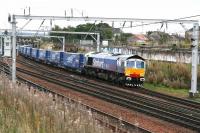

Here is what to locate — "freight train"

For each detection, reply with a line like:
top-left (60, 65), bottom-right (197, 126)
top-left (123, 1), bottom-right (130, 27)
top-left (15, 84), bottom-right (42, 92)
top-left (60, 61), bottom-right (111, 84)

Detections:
top-left (18, 45), bottom-right (145, 86)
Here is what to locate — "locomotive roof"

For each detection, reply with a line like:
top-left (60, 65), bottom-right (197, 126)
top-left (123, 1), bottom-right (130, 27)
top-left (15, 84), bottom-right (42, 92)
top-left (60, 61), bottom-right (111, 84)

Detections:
top-left (87, 52), bottom-right (145, 61)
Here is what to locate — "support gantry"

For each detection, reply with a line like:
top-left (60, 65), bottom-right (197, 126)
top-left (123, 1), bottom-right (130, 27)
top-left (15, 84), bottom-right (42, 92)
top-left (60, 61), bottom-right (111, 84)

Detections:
top-left (8, 14), bottom-right (199, 97)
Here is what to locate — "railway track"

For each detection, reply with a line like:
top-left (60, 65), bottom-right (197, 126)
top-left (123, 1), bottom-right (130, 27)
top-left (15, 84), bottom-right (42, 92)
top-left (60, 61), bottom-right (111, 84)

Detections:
top-left (17, 67), bottom-right (200, 131)
top-left (17, 58), bottom-right (200, 130)
top-left (17, 57), bottom-right (200, 110)
top-left (0, 60), bottom-right (150, 133)
top-left (1, 58), bottom-right (200, 131)
top-left (132, 87), bottom-right (200, 108)
top-left (17, 76), bottom-right (150, 133)
top-left (18, 57), bottom-right (200, 109)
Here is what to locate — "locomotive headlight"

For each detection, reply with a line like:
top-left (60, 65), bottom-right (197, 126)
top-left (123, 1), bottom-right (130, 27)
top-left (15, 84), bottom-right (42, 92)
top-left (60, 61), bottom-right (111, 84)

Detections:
top-left (126, 77), bottom-right (132, 80)
top-left (140, 78), bottom-right (145, 81)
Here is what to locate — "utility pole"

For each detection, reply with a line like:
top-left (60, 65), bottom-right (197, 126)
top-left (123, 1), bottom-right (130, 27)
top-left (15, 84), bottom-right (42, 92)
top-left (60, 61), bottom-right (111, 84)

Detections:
top-left (97, 33), bottom-right (100, 52)
top-left (11, 15), bottom-right (17, 83)
top-left (190, 22), bottom-right (199, 97)
top-left (62, 36), bottom-right (65, 52)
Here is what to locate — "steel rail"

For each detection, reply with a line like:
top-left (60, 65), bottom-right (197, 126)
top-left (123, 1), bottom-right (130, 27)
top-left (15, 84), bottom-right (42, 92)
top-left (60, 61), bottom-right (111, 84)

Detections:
top-left (16, 66), bottom-right (200, 131)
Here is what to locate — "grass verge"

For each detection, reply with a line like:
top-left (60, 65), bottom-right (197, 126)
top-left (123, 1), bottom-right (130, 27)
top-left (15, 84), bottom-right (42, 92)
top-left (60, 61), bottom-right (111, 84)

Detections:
top-left (0, 74), bottom-right (114, 133)
top-left (144, 83), bottom-right (200, 102)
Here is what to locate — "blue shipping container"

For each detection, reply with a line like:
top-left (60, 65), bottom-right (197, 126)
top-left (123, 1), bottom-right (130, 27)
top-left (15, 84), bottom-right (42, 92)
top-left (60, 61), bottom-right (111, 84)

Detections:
top-left (38, 49), bottom-right (46, 61)
top-left (49, 51), bottom-right (61, 64)
top-left (26, 47), bottom-right (32, 57)
top-left (23, 47), bottom-right (26, 55)
top-left (63, 52), bottom-right (84, 70)
top-left (46, 50), bottom-right (51, 63)
top-left (31, 48), bottom-right (39, 59)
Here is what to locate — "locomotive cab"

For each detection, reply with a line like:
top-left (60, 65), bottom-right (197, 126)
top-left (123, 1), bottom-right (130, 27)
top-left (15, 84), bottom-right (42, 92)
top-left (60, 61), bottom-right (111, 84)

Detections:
top-left (124, 56), bottom-right (145, 85)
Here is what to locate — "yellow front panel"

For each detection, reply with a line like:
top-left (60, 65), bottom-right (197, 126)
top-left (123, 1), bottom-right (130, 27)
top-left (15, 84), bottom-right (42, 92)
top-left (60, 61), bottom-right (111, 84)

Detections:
top-left (125, 68), bottom-right (145, 77)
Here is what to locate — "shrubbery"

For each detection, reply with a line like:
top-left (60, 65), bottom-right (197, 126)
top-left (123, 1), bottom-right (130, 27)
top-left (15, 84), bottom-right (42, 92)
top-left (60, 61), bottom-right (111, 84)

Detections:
top-left (0, 74), bottom-right (113, 133)
top-left (145, 61), bottom-right (200, 89)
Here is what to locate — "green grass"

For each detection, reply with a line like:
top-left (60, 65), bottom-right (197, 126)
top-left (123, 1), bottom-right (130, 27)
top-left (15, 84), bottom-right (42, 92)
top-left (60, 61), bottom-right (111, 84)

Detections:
top-left (144, 83), bottom-right (189, 97)
top-left (144, 83), bottom-right (200, 102)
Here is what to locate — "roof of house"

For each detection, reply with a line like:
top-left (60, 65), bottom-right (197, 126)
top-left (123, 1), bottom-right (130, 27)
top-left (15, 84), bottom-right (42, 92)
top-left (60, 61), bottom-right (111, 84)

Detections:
top-left (134, 34), bottom-right (149, 41)
top-left (127, 34), bottom-right (149, 42)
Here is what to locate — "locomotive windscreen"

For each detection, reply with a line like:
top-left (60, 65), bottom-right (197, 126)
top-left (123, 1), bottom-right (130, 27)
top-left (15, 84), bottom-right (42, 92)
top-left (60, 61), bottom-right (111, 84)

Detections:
top-left (136, 61), bottom-right (145, 68)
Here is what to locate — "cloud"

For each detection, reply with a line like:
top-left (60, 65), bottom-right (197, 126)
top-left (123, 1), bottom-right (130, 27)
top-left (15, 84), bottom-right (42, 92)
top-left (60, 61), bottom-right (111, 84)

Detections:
top-left (0, 0), bottom-right (199, 34)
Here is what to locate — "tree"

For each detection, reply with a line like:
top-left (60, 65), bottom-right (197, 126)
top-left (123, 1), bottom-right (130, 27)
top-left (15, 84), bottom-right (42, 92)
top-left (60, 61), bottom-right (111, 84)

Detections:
top-left (159, 32), bottom-right (171, 44)
top-left (75, 23), bottom-right (113, 41)
top-left (120, 33), bottom-right (133, 45)
top-left (95, 23), bottom-right (113, 40)
top-left (50, 23), bottom-right (114, 42)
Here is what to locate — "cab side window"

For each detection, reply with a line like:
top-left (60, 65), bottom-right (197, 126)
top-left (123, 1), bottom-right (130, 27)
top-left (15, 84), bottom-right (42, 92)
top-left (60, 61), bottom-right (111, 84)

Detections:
top-left (121, 61), bottom-right (124, 67)
top-left (87, 57), bottom-right (93, 65)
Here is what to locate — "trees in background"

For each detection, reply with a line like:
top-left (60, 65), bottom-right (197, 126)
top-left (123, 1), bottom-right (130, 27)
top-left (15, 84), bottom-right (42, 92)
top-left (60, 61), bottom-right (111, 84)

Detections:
top-left (50, 24), bottom-right (188, 47)
top-left (50, 23), bottom-right (114, 42)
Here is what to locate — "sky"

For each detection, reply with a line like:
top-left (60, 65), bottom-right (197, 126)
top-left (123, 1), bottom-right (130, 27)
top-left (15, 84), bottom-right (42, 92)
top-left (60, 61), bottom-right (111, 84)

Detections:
top-left (0, 0), bottom-right (200, 34)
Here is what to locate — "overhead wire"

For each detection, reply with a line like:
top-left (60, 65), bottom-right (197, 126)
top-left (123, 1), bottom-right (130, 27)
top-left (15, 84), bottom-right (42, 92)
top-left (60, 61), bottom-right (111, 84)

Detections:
top-left (34, 19), bottom-right (45, 37)
top-left (83, 20), bottom-right (97, 40)
top-left (117, 14), bottom-right (200, 29)
top-left (19, 19), bottom-right (32, 30)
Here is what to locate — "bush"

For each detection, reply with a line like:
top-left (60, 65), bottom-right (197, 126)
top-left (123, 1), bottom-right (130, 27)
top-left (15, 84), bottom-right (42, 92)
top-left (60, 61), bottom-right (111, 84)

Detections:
top-left (145, 61), bottom-right (193, 89)
top-left (0, 74), bottom-right (114, 133)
